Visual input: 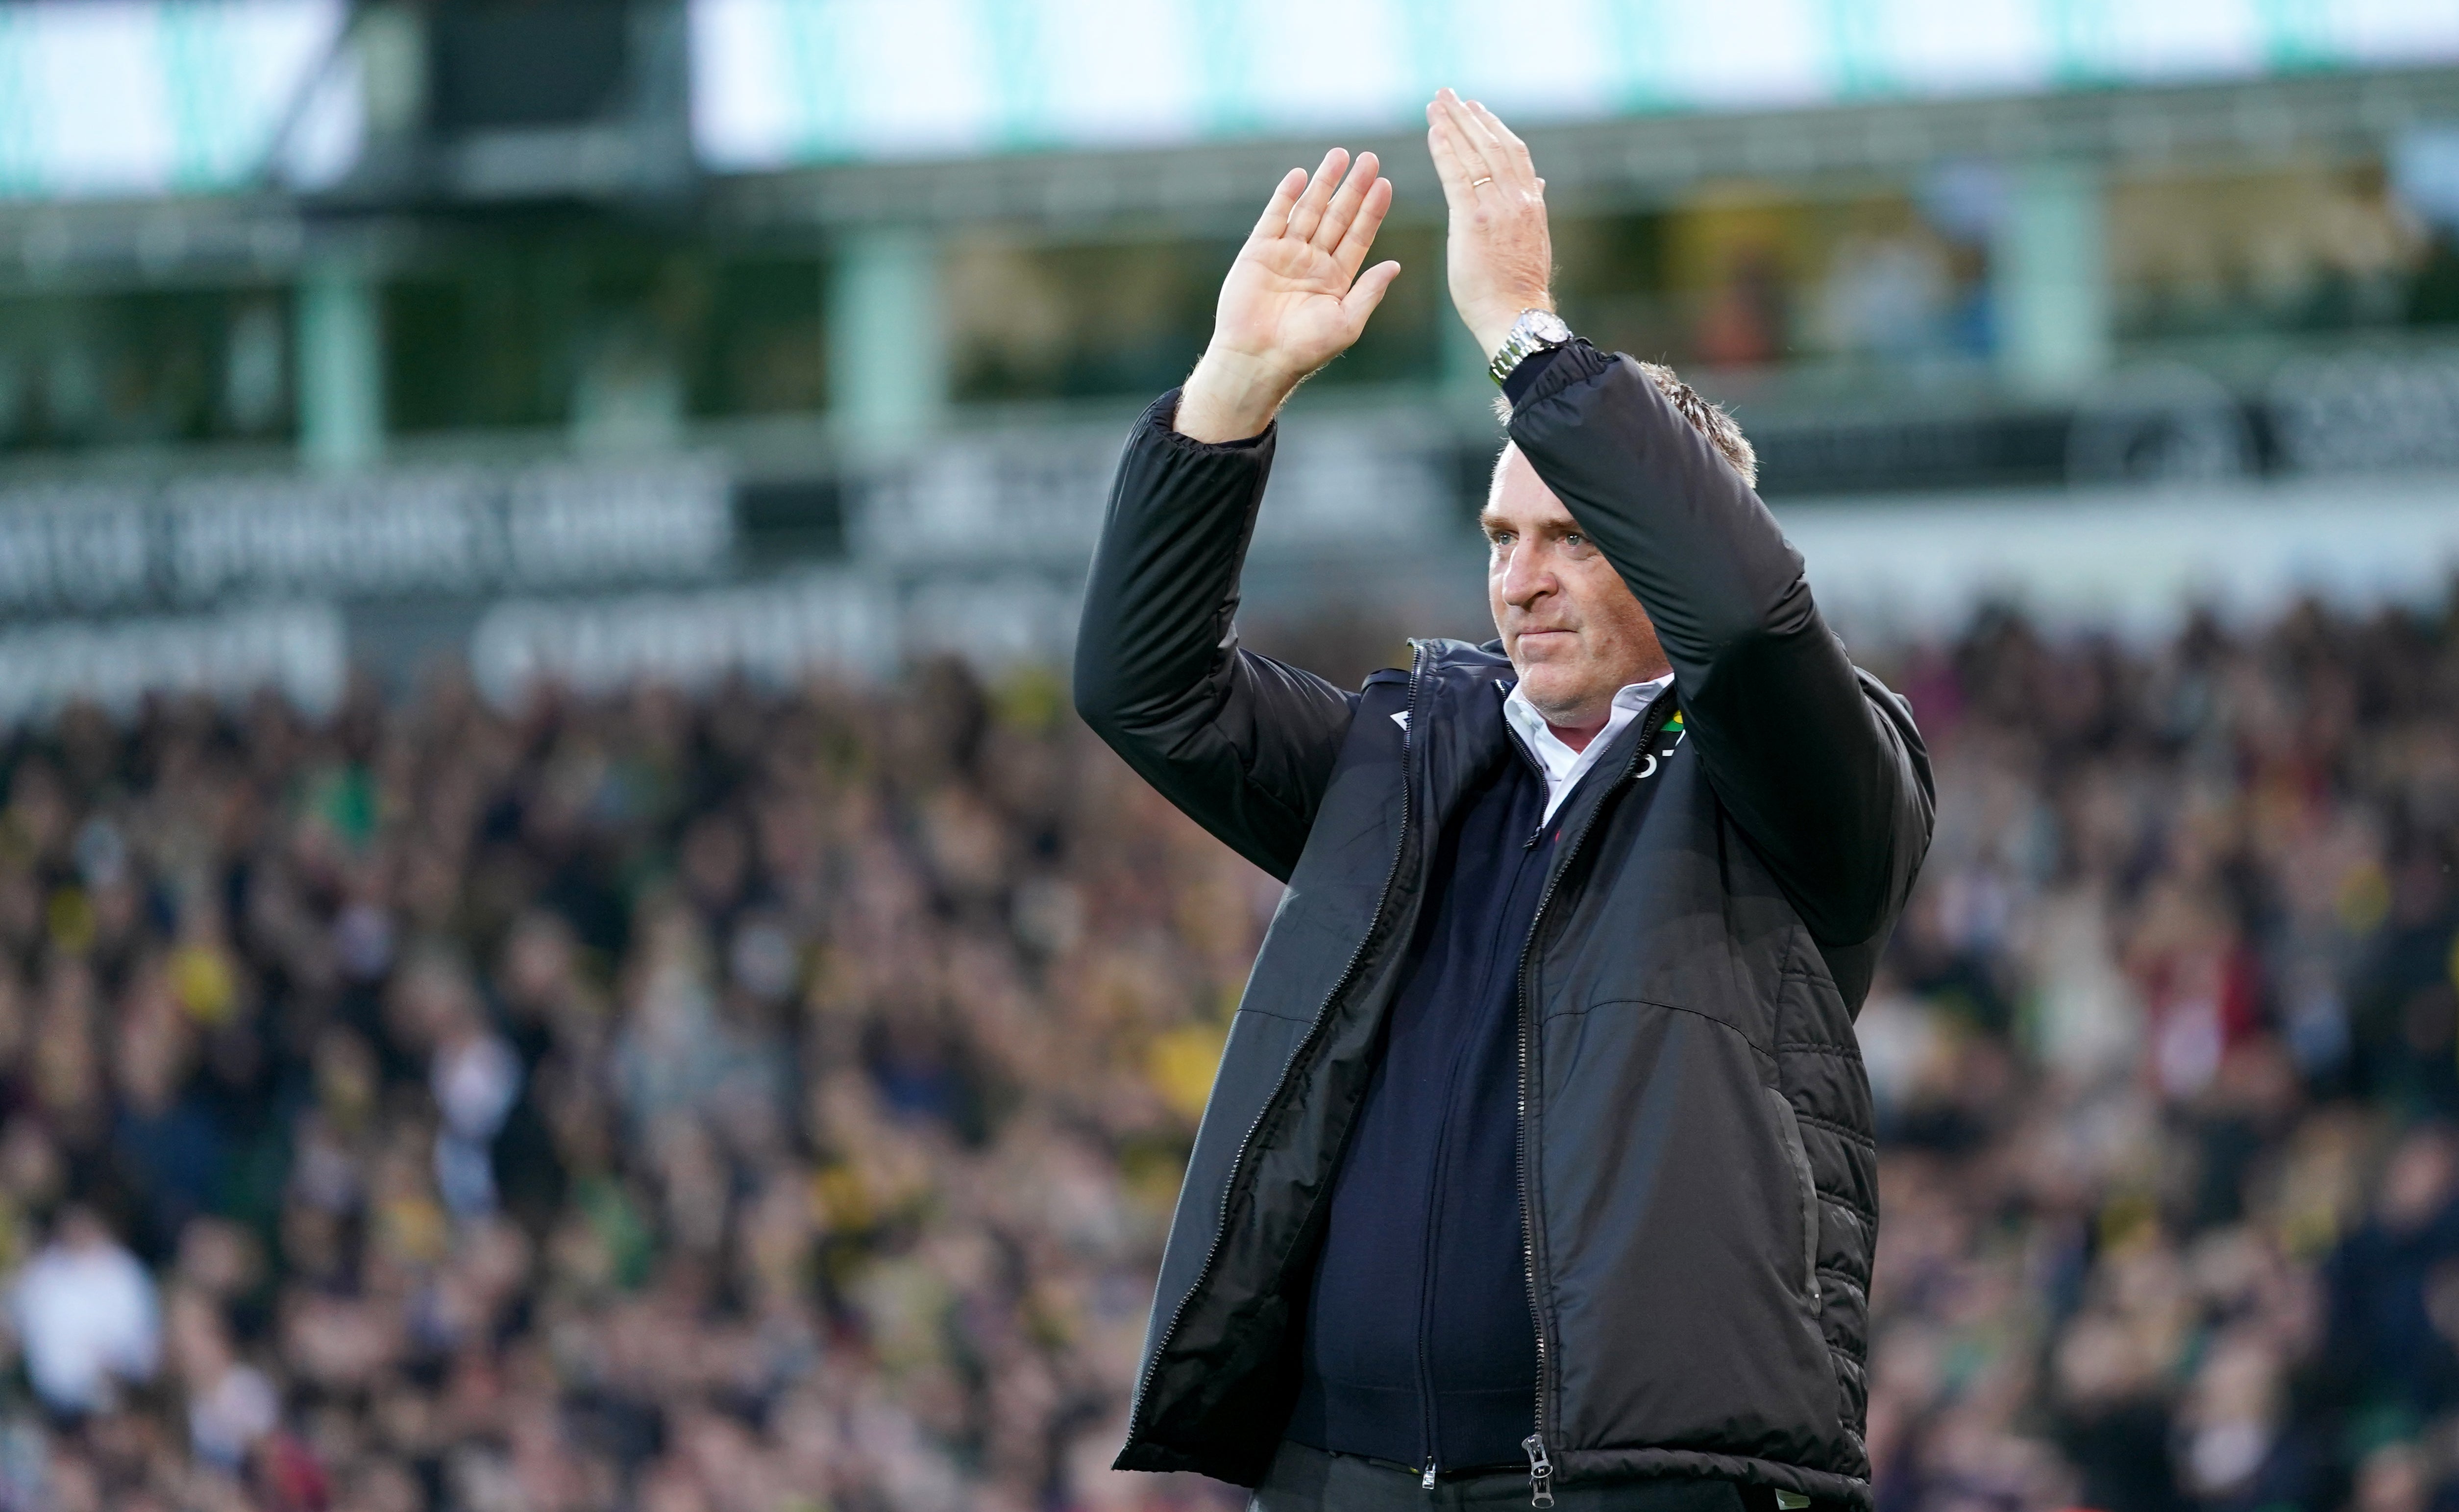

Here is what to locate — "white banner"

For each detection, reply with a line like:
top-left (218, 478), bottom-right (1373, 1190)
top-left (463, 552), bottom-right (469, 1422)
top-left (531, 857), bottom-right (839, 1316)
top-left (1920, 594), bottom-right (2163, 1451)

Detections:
top-left (469, 573), bottom-right (893, 706)
top-left (0, 456), bottom-right (732, 612)
top-left (0, 602), bottom-right (344, 725)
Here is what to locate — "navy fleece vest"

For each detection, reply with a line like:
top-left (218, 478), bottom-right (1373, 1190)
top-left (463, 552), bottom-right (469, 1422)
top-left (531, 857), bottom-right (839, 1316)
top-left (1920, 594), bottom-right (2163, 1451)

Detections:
top-left (1288, 734), bottom-right (1561, 1473)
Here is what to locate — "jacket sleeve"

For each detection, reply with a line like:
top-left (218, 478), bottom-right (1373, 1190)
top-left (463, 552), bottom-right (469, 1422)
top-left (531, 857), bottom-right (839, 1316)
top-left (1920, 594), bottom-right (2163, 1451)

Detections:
top-left (1072, 390), bottom-right (1359, 882)
top-left (1506, 344), bottom-right (1934, 946)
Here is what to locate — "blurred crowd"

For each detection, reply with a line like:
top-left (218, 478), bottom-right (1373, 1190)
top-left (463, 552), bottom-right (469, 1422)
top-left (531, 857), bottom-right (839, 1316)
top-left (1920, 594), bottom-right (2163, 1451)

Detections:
top-left (0, 660), bottom-right (1265, 1512)
top-left (1867, 595), bottom-right (2459, 1512)
top-left (0, 592), bottom-right (2446, 1512)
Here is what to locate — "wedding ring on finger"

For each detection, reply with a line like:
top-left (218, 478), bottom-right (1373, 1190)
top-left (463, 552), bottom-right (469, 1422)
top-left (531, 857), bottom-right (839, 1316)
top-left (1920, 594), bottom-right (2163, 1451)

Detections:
top-left (1472, 176), bottom-right (1493, 187)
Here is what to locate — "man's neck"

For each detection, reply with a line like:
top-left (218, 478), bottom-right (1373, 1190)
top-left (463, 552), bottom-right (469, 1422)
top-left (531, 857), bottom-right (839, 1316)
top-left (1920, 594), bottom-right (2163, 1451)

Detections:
top-left (1519, 669), bottom-right (1672, 756)
top-left (1547, 713), bottom-right (1610, 754)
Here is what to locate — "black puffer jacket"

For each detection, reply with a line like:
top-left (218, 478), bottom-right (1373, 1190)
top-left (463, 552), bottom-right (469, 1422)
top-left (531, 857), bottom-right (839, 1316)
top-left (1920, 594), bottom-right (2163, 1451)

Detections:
top-left (1074, 342), bottom-right (1934, 1506)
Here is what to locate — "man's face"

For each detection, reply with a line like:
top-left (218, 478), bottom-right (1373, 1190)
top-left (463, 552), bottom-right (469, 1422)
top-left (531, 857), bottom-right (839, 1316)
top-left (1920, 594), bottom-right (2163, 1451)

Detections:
top-left (1483, 445), bottom-right (1669, 728)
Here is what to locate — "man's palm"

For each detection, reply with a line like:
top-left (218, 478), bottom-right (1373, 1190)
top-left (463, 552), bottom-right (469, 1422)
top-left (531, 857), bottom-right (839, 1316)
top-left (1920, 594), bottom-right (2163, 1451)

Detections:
top-left (1211, 150), bottom-right (1400, 384)
top-left (1218, 234), bottom-right (1373, 375)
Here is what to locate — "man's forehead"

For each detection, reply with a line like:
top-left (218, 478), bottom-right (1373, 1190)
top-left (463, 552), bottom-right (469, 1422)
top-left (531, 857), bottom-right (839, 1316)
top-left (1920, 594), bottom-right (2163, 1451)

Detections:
top-left (1483, 446), bottom-right (1575, 524)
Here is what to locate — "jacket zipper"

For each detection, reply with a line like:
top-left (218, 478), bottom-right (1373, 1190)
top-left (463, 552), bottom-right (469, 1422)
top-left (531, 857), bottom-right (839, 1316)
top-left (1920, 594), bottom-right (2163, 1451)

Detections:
top-left (1522, 1434), bottom-right (1553, 1509)
top-left (1416, 1099), bottom-right (1451, 1480)
top-left (1121, 640), bottom-right (1428, 1449)
top-left (1512, 688), bottom-right (1680, 1510)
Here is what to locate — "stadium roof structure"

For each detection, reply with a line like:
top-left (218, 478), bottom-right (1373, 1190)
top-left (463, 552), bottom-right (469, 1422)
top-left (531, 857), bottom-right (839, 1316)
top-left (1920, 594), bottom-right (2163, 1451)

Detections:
top-left (0, 0), bottom-right (2455, 216)
top-left (0, 0), bottom-right (352, 202)
top-left (690, 0), bottom-right (2459, 171)
top-left (708, 63), bottom-right (2459, 237)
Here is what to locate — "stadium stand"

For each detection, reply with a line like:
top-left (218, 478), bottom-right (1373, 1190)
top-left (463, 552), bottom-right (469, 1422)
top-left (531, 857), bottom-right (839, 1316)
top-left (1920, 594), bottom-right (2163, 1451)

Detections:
top-left (0, 593), bottom-right (2439, 1511)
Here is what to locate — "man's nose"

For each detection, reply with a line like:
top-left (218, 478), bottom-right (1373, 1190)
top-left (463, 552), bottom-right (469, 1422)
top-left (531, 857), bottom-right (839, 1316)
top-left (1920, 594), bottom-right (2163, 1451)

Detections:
top-left (1499, 544), bottom-right (1551, 607)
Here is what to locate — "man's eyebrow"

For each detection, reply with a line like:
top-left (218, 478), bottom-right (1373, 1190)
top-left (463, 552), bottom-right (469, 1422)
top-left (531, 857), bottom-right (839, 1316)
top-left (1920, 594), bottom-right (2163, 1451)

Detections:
top-left (1483, 513), bottom-right (1572, 536)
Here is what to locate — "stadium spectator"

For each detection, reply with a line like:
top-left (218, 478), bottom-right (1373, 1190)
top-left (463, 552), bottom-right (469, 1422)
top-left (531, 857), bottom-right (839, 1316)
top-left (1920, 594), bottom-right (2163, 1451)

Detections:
top-left (12, 1206), bottom-right (160, 1418)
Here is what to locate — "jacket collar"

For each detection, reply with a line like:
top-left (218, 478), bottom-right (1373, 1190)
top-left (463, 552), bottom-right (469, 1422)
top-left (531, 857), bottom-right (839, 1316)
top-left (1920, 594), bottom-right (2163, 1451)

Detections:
top-left (1406, 637), bottom-right (1677, 854)
top-left (1536, 683), bottom-right (1676, 851)
top-left (1404, 639), bottom-right (1517, 835)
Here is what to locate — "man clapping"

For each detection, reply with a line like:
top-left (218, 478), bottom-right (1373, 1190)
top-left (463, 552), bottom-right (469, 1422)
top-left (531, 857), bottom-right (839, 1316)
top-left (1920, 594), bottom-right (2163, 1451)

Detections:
top-left (1079, 90), bottom-right (1931, 1512)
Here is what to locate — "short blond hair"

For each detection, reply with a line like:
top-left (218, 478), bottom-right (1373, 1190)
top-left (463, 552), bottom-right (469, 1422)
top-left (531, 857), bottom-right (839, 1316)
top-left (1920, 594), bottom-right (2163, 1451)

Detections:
top-left (1636, 360), bottom-right (1757, 487)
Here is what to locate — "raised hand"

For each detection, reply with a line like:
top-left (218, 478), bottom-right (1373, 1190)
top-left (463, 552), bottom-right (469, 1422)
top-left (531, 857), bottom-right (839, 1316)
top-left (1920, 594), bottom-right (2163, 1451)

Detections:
top-left (1175, 149), bottom-right (1401, 443)
top-left (1426, 89), bottom-right (1554, 360)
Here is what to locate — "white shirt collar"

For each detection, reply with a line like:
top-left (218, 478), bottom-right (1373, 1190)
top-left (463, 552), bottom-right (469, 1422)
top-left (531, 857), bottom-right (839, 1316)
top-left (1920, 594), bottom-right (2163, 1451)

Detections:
top-left (1501, 675), bottom-right (1673, 824)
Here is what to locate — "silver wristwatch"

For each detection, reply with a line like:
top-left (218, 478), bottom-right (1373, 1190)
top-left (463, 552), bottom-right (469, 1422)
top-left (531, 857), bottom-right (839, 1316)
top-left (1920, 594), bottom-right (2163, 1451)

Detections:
top-left (1487, 307), bottom-right (1573, 386)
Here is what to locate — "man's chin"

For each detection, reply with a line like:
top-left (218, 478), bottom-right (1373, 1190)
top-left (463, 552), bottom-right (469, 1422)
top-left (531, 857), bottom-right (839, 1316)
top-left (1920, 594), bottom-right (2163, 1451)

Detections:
top-left (1511, 669), bottom-right (1582, 707)
top-left (1510, 635), bottom-right (1577, 670)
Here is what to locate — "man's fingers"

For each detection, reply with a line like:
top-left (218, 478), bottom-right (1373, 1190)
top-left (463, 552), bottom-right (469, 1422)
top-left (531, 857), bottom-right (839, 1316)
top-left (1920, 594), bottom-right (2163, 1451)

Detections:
top-left (1426, 116), bottom-right (1479, 214)
top-left (1441, 89), bottom-right (1503, 155)
top-left (1251, 166), bottom-right (1308, 240)
top-left (1456, 105), bottom-right (1517, 186)
top-left (1433, 90), bottom-right (1508, 187)
top-left (1464, 98), bottom-right (1525, 152)
top-left (1285, 147), bottom-right (1349, 244)
top-left (1341, 260), bottom-right (1402, 326)
top-left (1331, 176), bottom-right (1394, 278)
top-left (1313, 151), bottom-right (1379, 254)
top-left (1465, 98), bottom-right (1537, 175)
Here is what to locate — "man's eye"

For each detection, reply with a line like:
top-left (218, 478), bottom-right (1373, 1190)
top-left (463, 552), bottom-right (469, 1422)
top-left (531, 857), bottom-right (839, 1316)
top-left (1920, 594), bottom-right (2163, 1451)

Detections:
top-left (1563, 534), bottom-right (1587, 549)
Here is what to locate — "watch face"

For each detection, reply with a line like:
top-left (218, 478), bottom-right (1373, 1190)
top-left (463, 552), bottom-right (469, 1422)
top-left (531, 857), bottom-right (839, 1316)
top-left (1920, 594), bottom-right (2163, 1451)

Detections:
top-left (1527, 311), bottom-right (1572, 344)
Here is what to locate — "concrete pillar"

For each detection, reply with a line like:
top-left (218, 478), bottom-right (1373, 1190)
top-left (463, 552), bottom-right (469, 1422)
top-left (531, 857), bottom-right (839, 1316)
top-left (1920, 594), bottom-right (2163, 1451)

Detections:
top-left (1991, 161), bottom-right (2111, 399)
top-left (296, 258), bottom-right (384, 471)
top-left (827, 225), bottom-right (946, 449)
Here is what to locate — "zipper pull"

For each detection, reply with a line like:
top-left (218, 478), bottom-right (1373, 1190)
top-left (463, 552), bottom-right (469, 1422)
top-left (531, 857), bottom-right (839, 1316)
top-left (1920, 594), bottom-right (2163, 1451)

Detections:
top-left (1422, 1460), bottom-right (1438, 1491)
top-left (1522, 1434), bottom-right (1554, 1508)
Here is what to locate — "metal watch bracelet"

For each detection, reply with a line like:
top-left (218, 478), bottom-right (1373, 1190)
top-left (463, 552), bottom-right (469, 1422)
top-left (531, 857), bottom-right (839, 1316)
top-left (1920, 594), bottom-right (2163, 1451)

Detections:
top-left (1487, 308), bottom-right (1574, 387)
